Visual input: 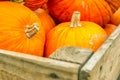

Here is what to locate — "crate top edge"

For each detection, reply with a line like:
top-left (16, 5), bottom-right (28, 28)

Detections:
top-left (0, 49), bottom-right (80, 73)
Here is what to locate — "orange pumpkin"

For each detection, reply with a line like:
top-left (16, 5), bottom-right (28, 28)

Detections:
top-left (34, 8), bottom-right (55, 34)
top-left (45, 11), bottom-right (107, 57)
top-left (110, 8), bottom-right (120, 26)
top-left (105, 0), bottom-right (120, 13)
top-left (24, 0), bottom-right (48, 10)
top-left (0, 1), bottom-right (45, 56)
top-left (47, 0), bottom-right (112, 27)
top-left (104, 24), bottom-right (117, 36)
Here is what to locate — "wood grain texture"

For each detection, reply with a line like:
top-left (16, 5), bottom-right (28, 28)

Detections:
top-left (50, 46), bottom-right (93, 64)
top-left (0, 70), bottom-right (25, 80)
top-left (79, 25), bottom-right (120, 80)
top-left (0, 50), bottom-right (80, 80)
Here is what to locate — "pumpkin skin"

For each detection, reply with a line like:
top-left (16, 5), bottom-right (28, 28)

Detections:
top-left (34, 8), bottom-right (55, 34)
top-left (24, 0), bottom-right (48, 10)
top-left (47, 0), bottom-right (112, 27)
top-left (105, 0), bottom-right (120, 13)
top-left (104, 24), bottom-right (117, 36)
top-left (110, 8), bottom-right (120, 26)
top-left (45, 11), bottom-right (107, 57)
top-left (0, 2), bottom-right (45, 56)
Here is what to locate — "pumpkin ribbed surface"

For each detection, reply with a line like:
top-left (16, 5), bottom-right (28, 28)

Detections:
top-left (34, 8), bottom-right (55, 34)
top-left (24, 0), bottom-right (48, 10)
top-left (45, 11), bottom-right (107, 57)
top-left (0, 2), bottom-right (45, 56)
top-left (48, 0), bottom-right (112, 27)
top-left (105, 0), bottom-right (120, 13)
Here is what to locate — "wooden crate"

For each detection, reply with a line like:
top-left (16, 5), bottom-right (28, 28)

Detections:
top-left (0, 25), bottom-right (120, 80)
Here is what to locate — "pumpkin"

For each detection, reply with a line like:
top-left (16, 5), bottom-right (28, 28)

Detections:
top-left (45, 11), bottom-right (107, 57)
top-left (105, 0), bottom-right (120, 13)
top-left (34, 8), bottom-right (55, 34)
top-left (110, 8), bottom-right (120, 26)
top-left (0, 1), bottom-right (45, 56)
top-left (104, 24), bottom-right (117, 36)
top-left (47, 0), bottom-right (113, 27)
top-left (24, 0), bottom-right (48, 10)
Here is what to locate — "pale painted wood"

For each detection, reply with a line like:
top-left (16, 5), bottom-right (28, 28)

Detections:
top-left (50, 46), bottom-right (93, 64)
top-left (79, 25), bottom-right (120, 80)
top-left (0, 50), bottom-right (80, 80)
top-left (0, 70), bottom-right (25, 80)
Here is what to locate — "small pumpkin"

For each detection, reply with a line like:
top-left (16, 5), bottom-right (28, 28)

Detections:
top-left (105, 0), bottom-right (120, 13)
top-left (24, 0), bottom-right (48, 10)
top-left (47, 0), bottom-right (113, 26)
top-left (110, 8), bottom-right (120, 26)
top-left (45, 11), bottom-right (107, 57)
top-left (34, 8), bottom-right (55, 34)
top-left (0, 1), bottom-right (45, 56)
top-left (104, 24), bottom-right (117, 36)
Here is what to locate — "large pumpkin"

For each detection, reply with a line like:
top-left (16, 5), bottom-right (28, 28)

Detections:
top-left (34, 8), bottom-right (55, 34)
top-left (45, 11), bottom-right (107, 57)
top-left (47, 0), bottom-right (113, 27)
top-left (0, 1), bottom-right (45, 56)
top-left (24, 0), bottom-right (48, 10)
top-left (105, 0), bottom-right (120, 13)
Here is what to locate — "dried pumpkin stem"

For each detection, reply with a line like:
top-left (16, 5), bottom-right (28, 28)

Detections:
top-left (10, 0), bottom-right (25, 4)
top-left (70, 11), bottom-right (82, 27)
top-left (25, 23), bottom-right (39, 39)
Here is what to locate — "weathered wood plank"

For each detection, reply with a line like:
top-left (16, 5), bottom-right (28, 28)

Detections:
top-left (50, 46), bottom-right (93, 64)
top-left (0, 50), bottom-right (80, 80)
top-left (0, 70), bottom-right (25, 80)
top-left (79, 25), bottom-right (120, 80)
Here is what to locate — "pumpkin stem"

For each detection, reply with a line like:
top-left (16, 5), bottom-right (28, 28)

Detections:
top-left (25, 23), bottom-right (39, 39)
top-left (10, 0), bottom-right (25, 4)
top-left (70, 11), bottom-right (82, 27)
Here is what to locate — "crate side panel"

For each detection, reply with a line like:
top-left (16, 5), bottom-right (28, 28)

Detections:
top-left (0, 50), bottom-right (80, 80)
top-left (79, 25), bottom-right (120, 80)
